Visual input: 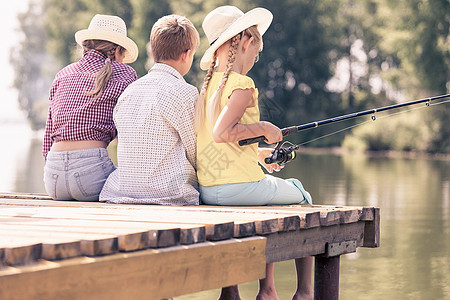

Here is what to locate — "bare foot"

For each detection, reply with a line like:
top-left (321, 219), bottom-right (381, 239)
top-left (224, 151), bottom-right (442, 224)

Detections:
top-left (292, 290), bottom-right (313, 300)
top-left (218, 285), bottom-right (241, 300)
top-left (256, 287), bottom-right (279, 300)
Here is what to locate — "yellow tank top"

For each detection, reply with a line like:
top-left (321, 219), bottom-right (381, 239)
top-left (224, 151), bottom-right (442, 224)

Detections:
top-left (197, 71), bottom-right (265, 186)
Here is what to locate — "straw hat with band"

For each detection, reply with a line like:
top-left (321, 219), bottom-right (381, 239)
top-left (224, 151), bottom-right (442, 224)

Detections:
top-left (200, 6), bottom-right (273, 71)
top-left (75, 14), bottom-right (138, 64)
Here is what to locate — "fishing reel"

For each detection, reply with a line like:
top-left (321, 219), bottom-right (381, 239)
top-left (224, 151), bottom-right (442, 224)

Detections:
top-left (264, 142), bottom-right (299, 166)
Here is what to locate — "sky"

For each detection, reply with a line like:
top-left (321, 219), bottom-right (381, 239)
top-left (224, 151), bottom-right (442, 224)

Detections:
top-left (1, 0), bottom-right (31, 123)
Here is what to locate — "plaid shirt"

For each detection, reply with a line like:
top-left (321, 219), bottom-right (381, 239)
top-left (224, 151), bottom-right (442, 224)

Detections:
top-left (42, 50), bottom-right (137, 156)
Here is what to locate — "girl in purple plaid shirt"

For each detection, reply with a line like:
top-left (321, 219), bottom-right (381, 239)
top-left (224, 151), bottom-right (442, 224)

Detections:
top-left (43, 15), bottom-right (138, 201)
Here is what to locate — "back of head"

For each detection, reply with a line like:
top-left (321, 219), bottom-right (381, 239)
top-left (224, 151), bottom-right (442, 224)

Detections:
top-left (82, 39), bottom-right (124, 59)
top-left (82, 40), bottom-right (126, 99)
top-left (150, 14), bottom-right (200, 62)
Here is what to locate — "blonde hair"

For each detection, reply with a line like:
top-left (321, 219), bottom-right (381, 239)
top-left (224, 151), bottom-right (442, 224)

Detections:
top-left (195, 25), bottom-right (262, 131)
top-left (83, 39), bottom-right (125, 99)
top-left (150, 14), bottom-right (200, 62)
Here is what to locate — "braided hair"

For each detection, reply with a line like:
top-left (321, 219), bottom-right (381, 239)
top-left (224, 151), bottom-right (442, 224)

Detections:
top-left (83, 39), bottom-right (125, 99)
top-left (195, 25), bottom-right (262, 131)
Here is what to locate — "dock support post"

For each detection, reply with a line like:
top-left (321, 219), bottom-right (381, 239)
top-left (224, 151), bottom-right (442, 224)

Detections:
top-left (314, 255), bottom-right (340, 300)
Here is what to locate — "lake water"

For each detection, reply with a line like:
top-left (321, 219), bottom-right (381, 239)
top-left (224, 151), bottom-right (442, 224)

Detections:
top-left (1, 128), bottom-right (449, 300)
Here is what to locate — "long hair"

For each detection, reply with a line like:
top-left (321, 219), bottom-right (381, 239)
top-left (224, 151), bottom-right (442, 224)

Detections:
top-left (195, 25), bottom-right (262, 131)
top-left (82, 39), bottom-right (125, 99)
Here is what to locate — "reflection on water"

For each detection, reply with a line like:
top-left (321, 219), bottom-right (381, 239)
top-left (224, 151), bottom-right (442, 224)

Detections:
top-left (0, 124), bottom-right (46, 193)
top-left (1, 133), bottom-right (449, 299)
top-left (278, 152), bottom-right (450, 300)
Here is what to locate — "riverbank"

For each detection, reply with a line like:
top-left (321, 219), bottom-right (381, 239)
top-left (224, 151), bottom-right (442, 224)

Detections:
top-left (296, 146), bottom-right (450, 161)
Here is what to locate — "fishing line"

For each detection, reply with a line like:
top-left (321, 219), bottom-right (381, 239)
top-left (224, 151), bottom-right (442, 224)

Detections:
top-left (297, 98), bottom-right (450, 146)
top-left (256, 94), bottom-right (450, 165)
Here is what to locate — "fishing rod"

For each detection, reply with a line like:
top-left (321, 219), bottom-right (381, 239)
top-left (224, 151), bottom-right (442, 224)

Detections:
top-left (238, 93), bottom-right (450, 165)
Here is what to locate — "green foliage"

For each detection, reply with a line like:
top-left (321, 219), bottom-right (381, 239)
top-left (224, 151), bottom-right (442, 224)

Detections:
top-left (10, 1), bottom-right (54, 130)
top-left (10, 0), bottom-right (450, 152)
top-left (342, 110), bottom-right (437, 152)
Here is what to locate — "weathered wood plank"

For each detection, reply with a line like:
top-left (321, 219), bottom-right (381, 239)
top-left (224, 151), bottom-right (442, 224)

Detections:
top-left (0, 217), bottom-right (194, 246)
top-left (315, 255), bottom-right (340, 300)
top-left (0, 241), bottom-right (42, 266)
top-left (0, 199), bottom-right (303, 231)
top-left (0, 193), bottom-right (52, 200)
top-left (194, 205), bottom-right (321, 229)
top-left (256, 205), bottom-right (362, 225)
top-left (0, 237), bottom-right (267, 300)
top-left (363, 207), bottom-right (380, 247)
top-left (0, 197), bottom-right (373, 222)
top-left (360, 207), bottom-right (375, 221)
top-left (0, 221), bottom-right (180, 252)
top-left (0, 228), bottom-right (117, 262)
top-left (165, 206), bottom-right (302, 232)
top-left (0, 206), bottom-right (232, 242)
top-left (0, 235), bottom-right (82, 264)
top-left (264, 222), bottom-right (366, 263)
top-left (0, 203), bottom-right (284, 235)
top-left (0, 215), bottom-right (204, 246)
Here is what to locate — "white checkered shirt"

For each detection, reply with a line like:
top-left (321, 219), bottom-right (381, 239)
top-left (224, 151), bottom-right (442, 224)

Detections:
top-left (100, 63), bottom-right (199, 205)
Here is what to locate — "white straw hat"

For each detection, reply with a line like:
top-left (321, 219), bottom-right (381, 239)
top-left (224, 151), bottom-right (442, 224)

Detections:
top-left (75, 14), bottom-right (138, 63)
top-left (200, 6), bottom-right (273, 70)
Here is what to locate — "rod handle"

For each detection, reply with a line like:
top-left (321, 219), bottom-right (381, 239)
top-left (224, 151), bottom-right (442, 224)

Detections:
top-left (238, 135), bottom-right (265, 146)
top-left (238, 127), bottom-right (298, 146)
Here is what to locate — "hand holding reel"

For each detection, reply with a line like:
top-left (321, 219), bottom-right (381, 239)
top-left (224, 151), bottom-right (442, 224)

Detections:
top-left (264, 142), bottom-right (299, 166)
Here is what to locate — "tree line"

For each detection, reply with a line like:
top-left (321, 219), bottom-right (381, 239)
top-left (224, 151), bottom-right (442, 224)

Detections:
top-left (11, 0), bottom-right (449, 153)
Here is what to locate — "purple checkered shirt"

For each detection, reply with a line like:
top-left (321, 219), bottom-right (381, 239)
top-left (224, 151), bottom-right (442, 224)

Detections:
top-left (42, 49), bottom-right (137, 157)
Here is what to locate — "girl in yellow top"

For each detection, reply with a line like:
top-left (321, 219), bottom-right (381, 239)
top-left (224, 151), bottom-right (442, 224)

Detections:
top-left (196, 5), bottom-right (313, 300)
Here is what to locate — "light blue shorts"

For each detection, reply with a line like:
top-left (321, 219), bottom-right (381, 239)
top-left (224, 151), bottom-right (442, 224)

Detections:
top-left (44, 148), bottom-right (115, 201)
top-left (200, 174), bottom-right (312, 206)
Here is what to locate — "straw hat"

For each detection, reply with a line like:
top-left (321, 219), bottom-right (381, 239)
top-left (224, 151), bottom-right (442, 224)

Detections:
top-left (200, 6), bottom-right (273, 70)
top-left (75, 14), bottom-right (138, 63)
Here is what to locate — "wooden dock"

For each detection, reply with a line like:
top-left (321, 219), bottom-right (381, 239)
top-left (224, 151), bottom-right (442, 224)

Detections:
top-left (0, 193), bottom-right (380, 299)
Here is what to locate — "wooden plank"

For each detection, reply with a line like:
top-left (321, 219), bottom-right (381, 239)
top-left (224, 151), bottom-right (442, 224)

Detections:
top-left (360, 207), bottom-right (375, 221)
top-left (0, 192), bottom-right (52, 200)
top-left (325, 240), bottom-right (357, 257)
top-left (0, 203), bottom-right (280, 235)
top-left (0, 229), bottom-right (117, 263)
top-left (0, 237), bottom-right (267, 300)
top-left (0, 222), bottom-right (176, 251)
top-left (363, 207), bottom-right (380, 247)
top-left (0, 222), bottom-right (178, 245)
top-left (0, 199), bottom-right (303, 231)
top-left (1, 241), bottom-right (42, 266)
top-left (0, 206), bottom-right (233, 242)
top-left (156, 205), bottom-right (313, 230)
top-left (162, 206), bottom-right (302, 232)
top-left (0, 197), bottom-right (371, 223)
top-left (264, 222), bottom-right (366, 263)
top-left (0, 216), bottom-right (200, 245)
top-left (0, 235), bottom-right (82, 264)
top-left (0, 217), bottom-right (192, 248)
top-left (0, 198), bottom-right (371, 229)
top-left (205, 206), bottom-right (320, 229)
top-left (257, 205), bottom-right (362, 225)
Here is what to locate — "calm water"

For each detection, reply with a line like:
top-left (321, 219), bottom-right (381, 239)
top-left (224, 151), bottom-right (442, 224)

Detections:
top-left (1, 129), bottom-right (449, 300)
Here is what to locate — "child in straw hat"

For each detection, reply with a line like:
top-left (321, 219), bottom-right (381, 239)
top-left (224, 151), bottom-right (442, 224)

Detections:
top-left (99, 14), bottom-right (200, 205)
top-left (43, 14), bottom-right (138, 201)
top-left (196, 6), bottom-right (313, 299)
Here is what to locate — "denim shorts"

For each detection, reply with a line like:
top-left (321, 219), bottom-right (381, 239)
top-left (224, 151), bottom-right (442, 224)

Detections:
top-left (44, 148), bottom-right (116, 201)
top-left (199, 174), bottom-right (312, 206)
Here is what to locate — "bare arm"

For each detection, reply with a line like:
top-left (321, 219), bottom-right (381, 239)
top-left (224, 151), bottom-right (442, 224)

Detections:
top-left (212, 89), bottom-right (282, 144)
